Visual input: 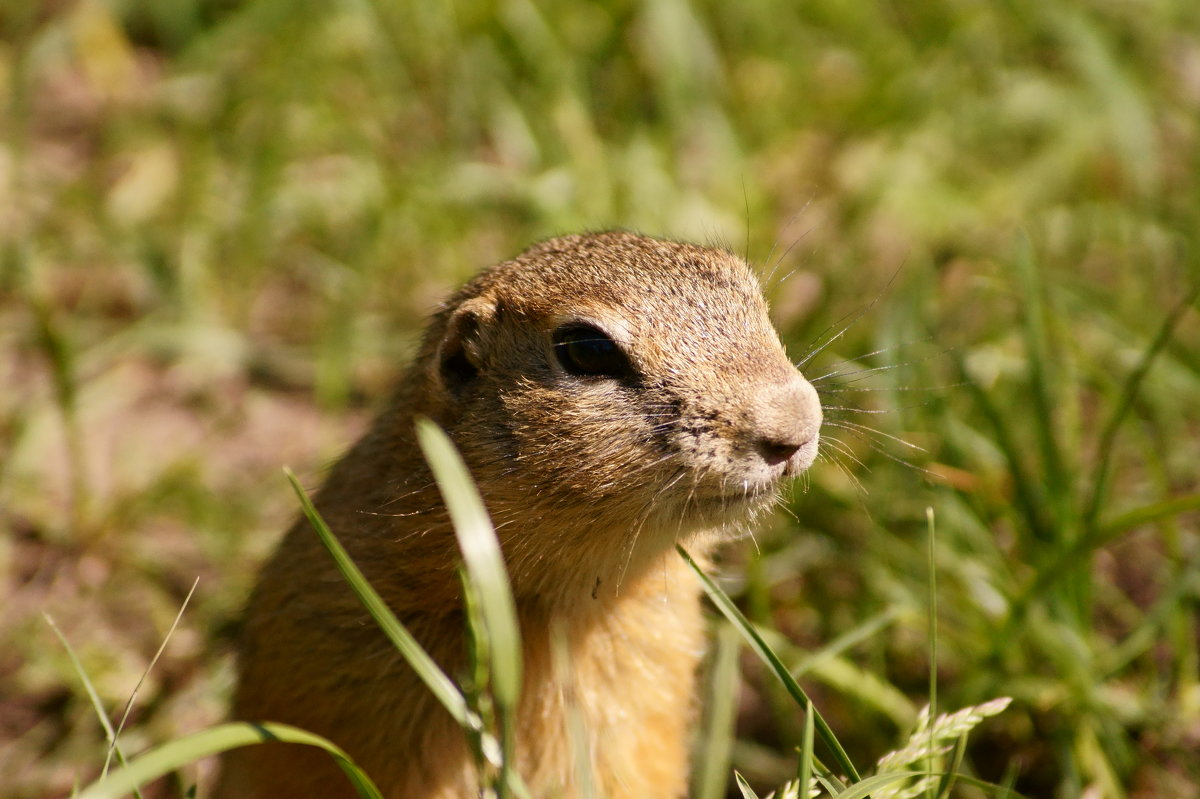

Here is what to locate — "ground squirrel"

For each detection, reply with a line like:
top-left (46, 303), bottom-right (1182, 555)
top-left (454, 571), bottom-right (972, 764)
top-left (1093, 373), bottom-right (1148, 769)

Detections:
top-left (217, 231), bottom-right (822, 798)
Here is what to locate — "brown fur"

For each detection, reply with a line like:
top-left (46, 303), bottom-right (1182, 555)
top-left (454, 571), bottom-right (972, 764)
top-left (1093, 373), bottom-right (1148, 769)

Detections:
top-left (217, 231), bottom-right (822, 798)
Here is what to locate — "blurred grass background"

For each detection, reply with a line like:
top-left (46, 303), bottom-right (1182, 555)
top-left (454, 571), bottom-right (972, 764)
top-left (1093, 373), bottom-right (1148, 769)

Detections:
top-left (2, 0), bottom-right (1198, 796)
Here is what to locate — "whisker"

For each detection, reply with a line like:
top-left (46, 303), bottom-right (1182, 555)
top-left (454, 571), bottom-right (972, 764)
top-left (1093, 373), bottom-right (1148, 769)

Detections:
top-left (775, 489), bottom-right (801, 523)
top-left (741, 179), bottom-right (752, 267)
top-left (804, 341), bottom-right (922, 380)
top-left (824, 420), bottom-right (927, 453)
top-left (809, 347), bottom-right (950, 385)
top-left (820, 434), bottom-right (870, 472)
top-left (763, 227), bottom-right (813, 289)
top-left (819, 449), bottom-right (869, 495)
top-left (761, 197), bottom-right (817, 286)
top-left (616, 465), bottom-right (688, 592)
top-left (814, 382), bottom-right (965, 395)
top-left (823, 423), bottom-right (940, 479)
top-left (821, 405), bottom-right (896, 415)
top-left (796, 262), bottom-right (905, 369)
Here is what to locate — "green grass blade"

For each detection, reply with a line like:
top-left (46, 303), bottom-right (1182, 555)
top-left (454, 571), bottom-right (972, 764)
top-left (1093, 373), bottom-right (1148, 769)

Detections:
top-left (948, 774), bottom-right (1032, 798)
top-left (695, 623), bottom-right (741, 799)
top-left (934, 734), bottom-right (966, 799)
top-left (106, 577), bottom-right (199, 777)
top-left (831, 771), bottom-right (923, 799)
top-left (1100, 492), bottom-right (1200, 539)
top-left (44, 614), bottom-right (141, 798)
top-left (800, 654), bottom-right (915, 730)
top-left (1016, 490), bottom-right (1200, 620)
top-left (75, 722), bottom-right (382, 799)
top-left (1013, 237), bottom-right (1071, 526)
top-left (459, 569), bottom-right (497, 774)
top-left (415, 418), bottom-right (522, 712)
top-left (735, 771), bottom-right (763, 799)
top-left (952, 349), bottom-right (1052, 543)
top-left (551, 621), bottom-right (597, 799)
top-left (414, 419), bottom-right (532, 799)
top-left (416, 418), bottom-right (523, 799)
top-left (678, 544), bottom-right (860, 784)
top-left (798, 697), bottom-right (815, 799)
top-left (817, 775), bottom-right (845, 795)
top-left (1082, 283), bottom-right (1200, 534)
top-left (925, 507), bottom-right (937, 799)
top-left (1098, 562), bottom-right (1199, 678)
top-left (284, 467), bottom-right (474, 729)
top-left (787, 609), bottom-right (899, 679)
top-left (1016, 488), bottom-right (1200, 629)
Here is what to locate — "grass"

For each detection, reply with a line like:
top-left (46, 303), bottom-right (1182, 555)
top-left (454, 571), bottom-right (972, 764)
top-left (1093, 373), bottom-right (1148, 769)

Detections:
top-left (74, 452), bottom-right (1015, 799)
top-left (2, 0), bottom-right (1199, 796)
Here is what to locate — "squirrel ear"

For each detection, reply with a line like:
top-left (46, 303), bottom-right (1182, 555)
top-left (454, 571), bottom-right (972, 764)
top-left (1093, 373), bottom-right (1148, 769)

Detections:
top-left (436, 296), bottom-right (495, 394)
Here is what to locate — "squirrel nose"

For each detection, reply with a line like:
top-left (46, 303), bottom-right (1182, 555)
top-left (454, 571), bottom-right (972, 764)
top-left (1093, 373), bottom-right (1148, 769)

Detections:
top-left (757, 435), bottom-right (804, 465)
top-left (750, 375), bottom-right (822, 468)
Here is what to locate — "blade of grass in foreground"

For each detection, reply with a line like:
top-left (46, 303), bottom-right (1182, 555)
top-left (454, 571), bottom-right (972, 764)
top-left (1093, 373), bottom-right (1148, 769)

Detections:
top-left (550, 621), bottom-right (598, 799)
top-left (415, 418), bottom-right (522, 713)
top-left (735, 771), bottom-right (763, 798)
top-left (830, 771), bottom-right (925, 799)
top-left (416, 418), bottom-right (524, 799)
top-left (926, 508), bottom-right (937, 799)
top-left (284, 468), bottom-right (473, 729)
top-left (289, 462), bottom-right (533, 799)
top-left (44, 614), bottom-right (141, 798)
top-left (678, 545), bottom-right (860, 786)
top-left (798, 697), bottom-right (814, 797)
top-left (105, 577), bottom-right (199, 777)
top-left (694, 623), bottom-right (741, 799)
top-left (75, 722), bottom-right (382, 799)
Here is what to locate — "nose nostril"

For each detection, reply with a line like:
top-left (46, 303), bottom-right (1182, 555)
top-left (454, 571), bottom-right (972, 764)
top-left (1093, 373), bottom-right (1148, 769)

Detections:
top-left (757, 437), bottom-right (803, 465)
top-left (749, 373), bottom-right (822, 469)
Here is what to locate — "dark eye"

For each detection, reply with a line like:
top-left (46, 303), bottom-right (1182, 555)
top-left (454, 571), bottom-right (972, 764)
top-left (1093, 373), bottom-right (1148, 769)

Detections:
top-left (552, 324), bottom-right (633, 379)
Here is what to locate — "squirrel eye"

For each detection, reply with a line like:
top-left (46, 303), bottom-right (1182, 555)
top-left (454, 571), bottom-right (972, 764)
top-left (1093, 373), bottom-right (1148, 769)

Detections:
top-left (552, 324), bottom-right (632, 379)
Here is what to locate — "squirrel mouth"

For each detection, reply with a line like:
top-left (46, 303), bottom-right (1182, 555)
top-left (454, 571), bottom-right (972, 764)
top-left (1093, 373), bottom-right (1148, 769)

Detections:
top-left (684, 484), bottom-right (777, 516)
